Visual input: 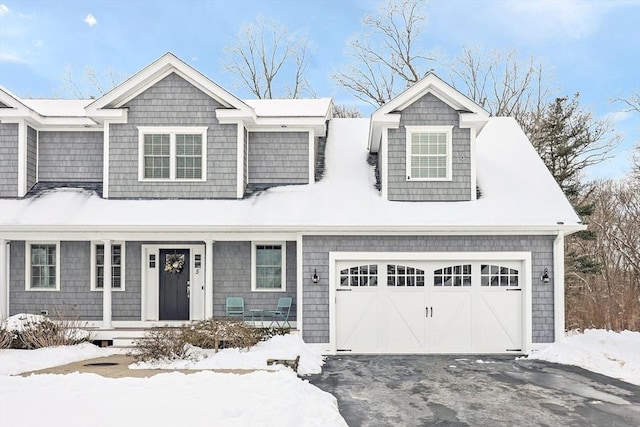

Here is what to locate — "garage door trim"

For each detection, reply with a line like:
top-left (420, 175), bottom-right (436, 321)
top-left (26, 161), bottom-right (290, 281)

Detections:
top-left (329, 251), bottom-right (533, 354)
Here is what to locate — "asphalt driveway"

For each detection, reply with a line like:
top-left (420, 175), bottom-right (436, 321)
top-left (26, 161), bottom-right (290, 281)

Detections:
top-left (308, 355), bottom-right (640, 427)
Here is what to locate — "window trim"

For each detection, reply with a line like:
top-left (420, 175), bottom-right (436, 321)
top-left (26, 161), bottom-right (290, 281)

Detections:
top-left (251, 242), bottom-right (287, 292)
top-left (137, 126), bottom-right (208, 182)
top-left (405, 125), bottom-right (453, 182)
top-left (25, 241), bottom-right (60, 291)
top-left (90, 242), bottom-right (126, 292)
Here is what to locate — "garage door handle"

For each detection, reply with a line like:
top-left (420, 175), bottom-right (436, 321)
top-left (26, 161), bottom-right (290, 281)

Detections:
top-left (426, 307), bottom-right (433, 318)
top-left (430, 307), bottom-right (433, 317)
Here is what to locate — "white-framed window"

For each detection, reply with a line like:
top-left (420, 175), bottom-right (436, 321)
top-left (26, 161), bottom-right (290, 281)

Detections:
top-left (25, 242), bottom-right (60, 291)
top-left (251, 242), bottom-right (287, 292)
top-left (405, 125), bottom-right (453, 181)
top-left (138, 126), bottom-right (208, 181)
top-left (91, 242), bottom-right (125, 291)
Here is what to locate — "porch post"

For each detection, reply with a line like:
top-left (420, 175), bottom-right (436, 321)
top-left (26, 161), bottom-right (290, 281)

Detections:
top-left (205, 240), bottom-right (214, 318)
top-left (0, 240), bottom-right (8, 319)
top-left (101, 239), bottom-right (113, 329)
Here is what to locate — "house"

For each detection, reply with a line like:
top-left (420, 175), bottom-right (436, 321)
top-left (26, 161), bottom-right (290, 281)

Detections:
top-left (0, 53), bottom-right (583, 354)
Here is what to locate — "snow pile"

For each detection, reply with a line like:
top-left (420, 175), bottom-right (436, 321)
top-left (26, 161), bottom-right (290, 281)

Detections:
top-left (0, 343), bottom-right (121, 376)
top-left (528, 329), bottom-right (640, 385)
top-left (4, 313), bottom-right (46, 331)
top-left (131, 333), bottom-right (324, 375)
top-left (0, 371), bottom-right (347, 427)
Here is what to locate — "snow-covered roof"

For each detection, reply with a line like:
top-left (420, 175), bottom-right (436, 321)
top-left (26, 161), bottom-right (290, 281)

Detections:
top-left (21, 99), bottom-right (92, 117)
top-left (244, 98), bottom-right (332, 118)
top-left (0, 118), bottom-right (581, 234)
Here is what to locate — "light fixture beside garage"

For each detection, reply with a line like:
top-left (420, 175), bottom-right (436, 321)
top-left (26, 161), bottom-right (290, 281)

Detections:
top-left (312, 269), bottom-right (319, 284)
top-left (541, 268), bottom-right (550, 283)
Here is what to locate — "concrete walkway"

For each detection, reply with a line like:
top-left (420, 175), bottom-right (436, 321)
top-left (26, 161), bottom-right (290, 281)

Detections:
top-left (22, 354), bottom-right (256, 378)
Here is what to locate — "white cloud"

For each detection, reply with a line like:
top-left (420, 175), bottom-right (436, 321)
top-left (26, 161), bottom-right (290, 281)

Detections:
top-left (0, 4), bottom-right (9, 16)
top-left (0, 52), bottom-right (27, 63)
top-left (84, 14), bottom-right (97, 27)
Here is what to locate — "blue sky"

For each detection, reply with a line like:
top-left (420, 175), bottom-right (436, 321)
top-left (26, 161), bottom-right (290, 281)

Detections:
top-left (0, 0), bottom-right (638, 179)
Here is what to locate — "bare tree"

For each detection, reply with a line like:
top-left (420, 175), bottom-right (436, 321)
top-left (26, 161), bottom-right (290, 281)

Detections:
top-left (332, 103), bottom-right (363, 118)
top-left (447, 46), bottom-right (551, 127)
top-left (614, 92), bottom-right (640, 113)
top-left (333, 0), bottom-right (435, 106)
top-left (224, 16), bottom-right (312, 99)
top-left (58, 66), bottom-right (125, 99)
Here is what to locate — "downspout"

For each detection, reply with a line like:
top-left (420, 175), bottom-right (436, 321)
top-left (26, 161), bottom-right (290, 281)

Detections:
top-left (553, 231), bottom-right (566, 342)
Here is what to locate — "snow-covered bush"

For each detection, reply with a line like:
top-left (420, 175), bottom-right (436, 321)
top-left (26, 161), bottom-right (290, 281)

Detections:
top-left (130, 327), bottom-right (190, 362)
top-left (6, 313), bottom-right (91, 349)
top-left (0, 320), bottom-right (12, 349)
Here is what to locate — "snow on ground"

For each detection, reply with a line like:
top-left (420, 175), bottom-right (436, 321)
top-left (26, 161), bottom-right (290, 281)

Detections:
top-left (528, 329), bottom-right (640, 385)
top-left (130, 333), bottom-right (324, 375)
top-left (0, 342), bottom-right (121, 376)
top-left (0, 371), bottom-right (346, 427)
top-left (0, 335), bottom-right (346, 427)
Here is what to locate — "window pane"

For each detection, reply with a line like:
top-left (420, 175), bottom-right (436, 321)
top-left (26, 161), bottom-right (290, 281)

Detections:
top-left (255, 245), bottom-right (282, 289)
top-left (31, 245), bottom-right (56, 288)
top-left (176, 134), bottom-right (202, 179)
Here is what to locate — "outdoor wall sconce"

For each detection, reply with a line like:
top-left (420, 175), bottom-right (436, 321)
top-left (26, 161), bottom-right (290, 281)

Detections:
top-left (312, 269), bottom-right (319, 284)
top-left (541, 268), bottom-right (550, 283)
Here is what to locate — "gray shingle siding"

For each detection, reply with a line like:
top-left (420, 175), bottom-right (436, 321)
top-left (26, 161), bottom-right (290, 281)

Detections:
top-left (387, 93), bottom-right (472, 201)
top-left (9, 241), bottom-right (103, 319)
top-left (0, 123), bottom-right (18, 197)
top-left (212, 241), bottom-right (297, 320)
top-left (38, 131), bottom-right (103, 182)
top-left (301, 235), bottom-right (555, 344)
top-left (248, 131), bottom-right (309, 185)
top-left (108, 72), bottom-right (238, 198)
top-left (26, 126), bottom-right (37, 190)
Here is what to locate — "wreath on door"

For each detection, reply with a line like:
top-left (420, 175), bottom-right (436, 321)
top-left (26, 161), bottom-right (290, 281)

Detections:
top-left (164, 253), bottom-right (185, 274)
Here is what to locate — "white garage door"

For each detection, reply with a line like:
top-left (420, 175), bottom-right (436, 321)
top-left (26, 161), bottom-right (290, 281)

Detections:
top-left (335, 259), bottom-right (523, 354)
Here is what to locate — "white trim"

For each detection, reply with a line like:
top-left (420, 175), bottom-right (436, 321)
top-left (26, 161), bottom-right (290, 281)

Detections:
top-left (101, 240), bottom-right (113, 329)
top-left (0, 240), bottom-right (8, 319)
top-left (381, 126), bottom-right (389, 200)
top-left (251, 241), bottom-right (287, 292)
top-left (17, 120), bottom-right (26, 197)
top-left (90, 241), bottom-right (126, 291)
top-left (308, 129), bottom-right (315, 184)
top-left (35, 129), bottom-right (39, 184)
top-left (553, 232), bottom-right (566, 342)
top-left (296, 233), bottom-right (304, 334)
top-left (25, 241), bottom-right (61, 291)
top-left (405, 125), bottom-right (453, 182)
top-left (328, 251), bottom-right (532, 354)
top-left (137, 126), bottom-right (208, 182)
top-left (236, 122), bottom-right (245, 199)
top-left (103, 121), bottom-right (110, 198)
top-left (205, 240), bottom-right (214, 318)
top-left (469, 126), bottom-right (477, 201)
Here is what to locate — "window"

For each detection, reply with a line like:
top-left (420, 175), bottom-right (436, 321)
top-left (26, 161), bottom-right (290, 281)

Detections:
top-left (91, 243), bottom-right (125, 291)
top-left (387, 264), bottom-right (425, 287)
top-left (339, 264), bottom-right (378, 287)
top-left (405, 126), bottom-right (452, 181)
top-left (252, 243), bottom-right (286, 291)
top-left (434, 264), bottom-right (471, 287)
top-left (481, 264), bottom-right (519, 287)
top-left (26, 242), bottom-right (60, 290)
top-left (138, 127), bottom-right (207, 181)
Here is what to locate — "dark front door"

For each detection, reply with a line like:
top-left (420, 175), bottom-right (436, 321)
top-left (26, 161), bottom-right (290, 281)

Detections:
top-left (159, 249), bottom-right (190, 320)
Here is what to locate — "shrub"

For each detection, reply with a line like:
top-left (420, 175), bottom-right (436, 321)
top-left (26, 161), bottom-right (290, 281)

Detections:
top-left (0, 321), bottom-right (12, 349)
top-left (130, 327), bottom-right (190, 363)
top-left (181, 318), bottom-right (261, 352)
top-left (17, 316), bottom-right (91, 349)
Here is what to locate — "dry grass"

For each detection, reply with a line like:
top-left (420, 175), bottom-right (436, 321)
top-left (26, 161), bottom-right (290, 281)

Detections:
top-left (0, 322), bottom-right (12, 349)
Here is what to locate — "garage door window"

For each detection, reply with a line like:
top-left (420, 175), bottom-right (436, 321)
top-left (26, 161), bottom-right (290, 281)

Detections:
top-left (481, 264), bottom-right (519, 287)
top-left (340, 265), bottom-right (378, 287)
top-left (387, 264), bottom-right (425, 287)
top-left (434, 264), bottom-right (471, 287)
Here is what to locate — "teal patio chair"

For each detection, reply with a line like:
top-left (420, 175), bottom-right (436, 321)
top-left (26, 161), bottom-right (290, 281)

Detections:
top-left (225, 297), bottom-right (245, 320)
top-left (268, 297), bottom-right (292, 328)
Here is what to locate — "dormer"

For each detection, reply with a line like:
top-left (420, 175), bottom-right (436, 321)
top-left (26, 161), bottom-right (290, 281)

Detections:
top-left (368, 73), bottom-right (489, 201)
